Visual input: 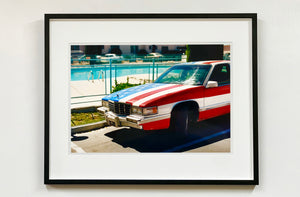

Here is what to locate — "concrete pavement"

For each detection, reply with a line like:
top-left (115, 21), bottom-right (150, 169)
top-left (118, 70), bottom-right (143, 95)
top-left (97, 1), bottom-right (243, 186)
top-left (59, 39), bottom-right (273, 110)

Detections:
top-left (71, 114), bottom-right (231, 153)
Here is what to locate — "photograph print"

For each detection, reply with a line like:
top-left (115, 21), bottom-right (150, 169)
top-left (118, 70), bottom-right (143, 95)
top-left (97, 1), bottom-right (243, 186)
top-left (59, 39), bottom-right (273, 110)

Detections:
top-left (70, 44), bottom-right (231, 153)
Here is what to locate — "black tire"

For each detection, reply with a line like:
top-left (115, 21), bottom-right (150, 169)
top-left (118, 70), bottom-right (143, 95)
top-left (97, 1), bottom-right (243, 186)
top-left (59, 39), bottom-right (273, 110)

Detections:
top-left (171, 107), bottom-right (193, 135)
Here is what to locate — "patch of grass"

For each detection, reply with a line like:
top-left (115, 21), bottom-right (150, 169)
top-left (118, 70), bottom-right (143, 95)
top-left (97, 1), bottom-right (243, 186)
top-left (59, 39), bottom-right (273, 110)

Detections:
top-left (71, 112), bottom-right (105, 127)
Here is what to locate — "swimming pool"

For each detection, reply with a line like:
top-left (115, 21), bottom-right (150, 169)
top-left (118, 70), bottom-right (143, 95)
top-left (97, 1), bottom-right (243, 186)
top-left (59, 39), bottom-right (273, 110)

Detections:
top-left (71, 63), bottom-right (175, 81)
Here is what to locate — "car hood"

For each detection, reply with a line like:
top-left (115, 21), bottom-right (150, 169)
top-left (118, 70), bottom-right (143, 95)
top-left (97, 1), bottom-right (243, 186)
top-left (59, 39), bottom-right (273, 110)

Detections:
top-left (103, 83), bottom-right (203, 107)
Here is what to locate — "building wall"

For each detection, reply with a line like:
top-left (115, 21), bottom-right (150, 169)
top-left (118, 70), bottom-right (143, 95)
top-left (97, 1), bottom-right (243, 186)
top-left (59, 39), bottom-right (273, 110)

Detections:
top-left (101, 45), bottom-right (186, 55)
top-left (224, 45), bottom-right (230, 54)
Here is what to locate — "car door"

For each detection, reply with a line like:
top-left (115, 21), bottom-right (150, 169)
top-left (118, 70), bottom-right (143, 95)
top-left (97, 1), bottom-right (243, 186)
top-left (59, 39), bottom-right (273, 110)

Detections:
top-left (200, 63), bottom-right (231, 120)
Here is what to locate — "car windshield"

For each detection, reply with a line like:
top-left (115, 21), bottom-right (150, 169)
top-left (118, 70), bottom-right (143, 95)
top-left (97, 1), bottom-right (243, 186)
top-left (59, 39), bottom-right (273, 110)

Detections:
top-left (155, 64), bottom-right (211, 85)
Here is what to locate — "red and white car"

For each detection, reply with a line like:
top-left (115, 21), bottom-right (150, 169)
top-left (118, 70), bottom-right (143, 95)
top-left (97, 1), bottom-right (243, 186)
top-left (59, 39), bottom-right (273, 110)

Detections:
top-left (98, 60), bottom-right (230, 133)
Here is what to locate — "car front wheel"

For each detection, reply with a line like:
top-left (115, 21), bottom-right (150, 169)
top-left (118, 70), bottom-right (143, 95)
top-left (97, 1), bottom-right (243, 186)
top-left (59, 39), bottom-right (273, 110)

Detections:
top-left (171, 107), bottom-right (194, 135)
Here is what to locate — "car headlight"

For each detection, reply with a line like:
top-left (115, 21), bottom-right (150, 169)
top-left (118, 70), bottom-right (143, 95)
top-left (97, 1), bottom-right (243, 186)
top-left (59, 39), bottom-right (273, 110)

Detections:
top-left (132, 106), bottom-right (158, 116)
top-left (132, 106), bottom-right (143, 115)
top-left (142, 106), bottom-right (158, 115)
top-left (102, 100), bottom-right (109, 108)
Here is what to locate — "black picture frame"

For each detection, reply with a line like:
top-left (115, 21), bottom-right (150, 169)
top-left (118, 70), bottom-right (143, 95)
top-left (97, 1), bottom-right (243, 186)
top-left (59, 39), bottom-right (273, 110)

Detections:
top-left (45, 13), bottom-right (258, 185)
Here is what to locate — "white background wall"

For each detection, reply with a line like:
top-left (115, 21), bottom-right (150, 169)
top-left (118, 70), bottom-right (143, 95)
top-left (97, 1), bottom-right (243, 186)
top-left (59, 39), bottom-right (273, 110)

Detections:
top-left (1, 0), bottom-right (299, 196)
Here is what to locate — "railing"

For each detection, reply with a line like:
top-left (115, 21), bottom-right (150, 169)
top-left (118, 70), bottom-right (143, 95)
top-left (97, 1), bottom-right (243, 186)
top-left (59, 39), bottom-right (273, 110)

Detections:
top-left (70, 57), bottom-right (185, 106)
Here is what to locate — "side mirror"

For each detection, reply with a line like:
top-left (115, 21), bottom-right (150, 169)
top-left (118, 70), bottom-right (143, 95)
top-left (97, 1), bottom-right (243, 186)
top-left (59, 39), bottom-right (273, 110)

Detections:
top-left (206, 81), bottom-right (218, 88)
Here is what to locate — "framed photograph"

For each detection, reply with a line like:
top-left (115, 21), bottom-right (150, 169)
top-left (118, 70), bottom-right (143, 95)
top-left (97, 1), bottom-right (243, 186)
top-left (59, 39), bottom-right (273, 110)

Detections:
top-left (45, 13), bottom-right (258, 184)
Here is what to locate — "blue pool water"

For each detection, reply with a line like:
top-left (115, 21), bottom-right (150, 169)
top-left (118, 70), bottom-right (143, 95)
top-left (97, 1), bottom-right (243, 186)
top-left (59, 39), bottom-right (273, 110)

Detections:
top-left (71, 64), bottom-right (174, 81)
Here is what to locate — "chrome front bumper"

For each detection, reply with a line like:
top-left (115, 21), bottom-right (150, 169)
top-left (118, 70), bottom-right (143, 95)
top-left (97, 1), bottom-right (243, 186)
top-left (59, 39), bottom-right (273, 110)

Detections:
top-left (97, 107), bottom-right (143, 129)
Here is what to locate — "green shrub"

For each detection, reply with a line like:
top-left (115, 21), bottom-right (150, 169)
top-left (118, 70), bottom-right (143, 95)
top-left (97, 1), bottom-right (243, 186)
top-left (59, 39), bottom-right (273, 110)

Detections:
top-left (186, 45), bottom-right (191, 62)
top-left (112, 77), bottom-right (143, 93)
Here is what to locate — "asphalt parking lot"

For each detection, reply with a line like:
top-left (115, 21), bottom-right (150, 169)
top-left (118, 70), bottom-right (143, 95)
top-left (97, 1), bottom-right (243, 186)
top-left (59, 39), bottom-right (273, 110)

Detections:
top-left (71, 114), bottom-right (230, 153)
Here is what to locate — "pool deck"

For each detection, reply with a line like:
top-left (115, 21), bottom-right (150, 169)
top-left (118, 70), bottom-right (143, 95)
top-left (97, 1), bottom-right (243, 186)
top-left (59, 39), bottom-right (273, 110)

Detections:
top-left (71, 74), bottom-right (151, 109)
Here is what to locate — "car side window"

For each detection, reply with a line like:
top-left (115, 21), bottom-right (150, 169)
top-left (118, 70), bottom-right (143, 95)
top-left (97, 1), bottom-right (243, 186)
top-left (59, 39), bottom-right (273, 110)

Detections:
top-left (209, 64), bottom-right (230, 86)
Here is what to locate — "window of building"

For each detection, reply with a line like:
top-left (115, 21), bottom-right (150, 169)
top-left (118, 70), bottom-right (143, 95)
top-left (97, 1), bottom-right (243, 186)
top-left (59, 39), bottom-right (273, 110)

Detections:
top-left (71, 45), bottom-right (80, 50)
top-left (130, 46), bottom-right (139, 54)
top-left (162, 46), bottom-right (168, 53)
top-left (109, 45), bottom-right (122, 55)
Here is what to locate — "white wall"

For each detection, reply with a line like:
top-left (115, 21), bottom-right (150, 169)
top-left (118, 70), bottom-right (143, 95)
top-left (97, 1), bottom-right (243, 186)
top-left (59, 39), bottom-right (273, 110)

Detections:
top-left (1, 0), bottom-right (300, 196)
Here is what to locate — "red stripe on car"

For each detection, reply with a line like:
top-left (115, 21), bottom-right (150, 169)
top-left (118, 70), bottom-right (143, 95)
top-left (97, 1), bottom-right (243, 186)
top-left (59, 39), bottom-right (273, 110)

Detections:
top-left (139, 86), bottom-right (203, 107)
top-left (202, 60), bottom-right (226, 65)
top-left (139, 85), bottom-right (230, 107)
top-left (126, 84), bottom-right (182, 105)
top-left (141, 118), bottom-right (170, 130)
top-left (204, 85), bottom-right (230, 97)
top-left (199, 105), bottom-right (230, 120)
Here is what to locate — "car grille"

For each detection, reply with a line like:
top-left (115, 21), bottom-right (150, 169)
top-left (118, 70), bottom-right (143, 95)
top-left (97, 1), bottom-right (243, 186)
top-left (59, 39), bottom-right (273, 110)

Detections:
top-left (108, 101), bottom-right (131, 115)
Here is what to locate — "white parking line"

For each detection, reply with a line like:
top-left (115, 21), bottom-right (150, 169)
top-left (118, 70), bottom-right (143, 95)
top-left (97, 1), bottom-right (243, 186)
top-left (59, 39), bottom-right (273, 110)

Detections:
top-left (71, 142), bottom-right (86, 153)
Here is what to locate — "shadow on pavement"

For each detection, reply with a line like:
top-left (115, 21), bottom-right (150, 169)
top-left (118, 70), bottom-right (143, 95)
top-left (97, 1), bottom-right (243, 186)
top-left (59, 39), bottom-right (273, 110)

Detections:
top-left (71, 135), bottom-right (89, 141)
top-left (105, 114), bottom-right (230, 152)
